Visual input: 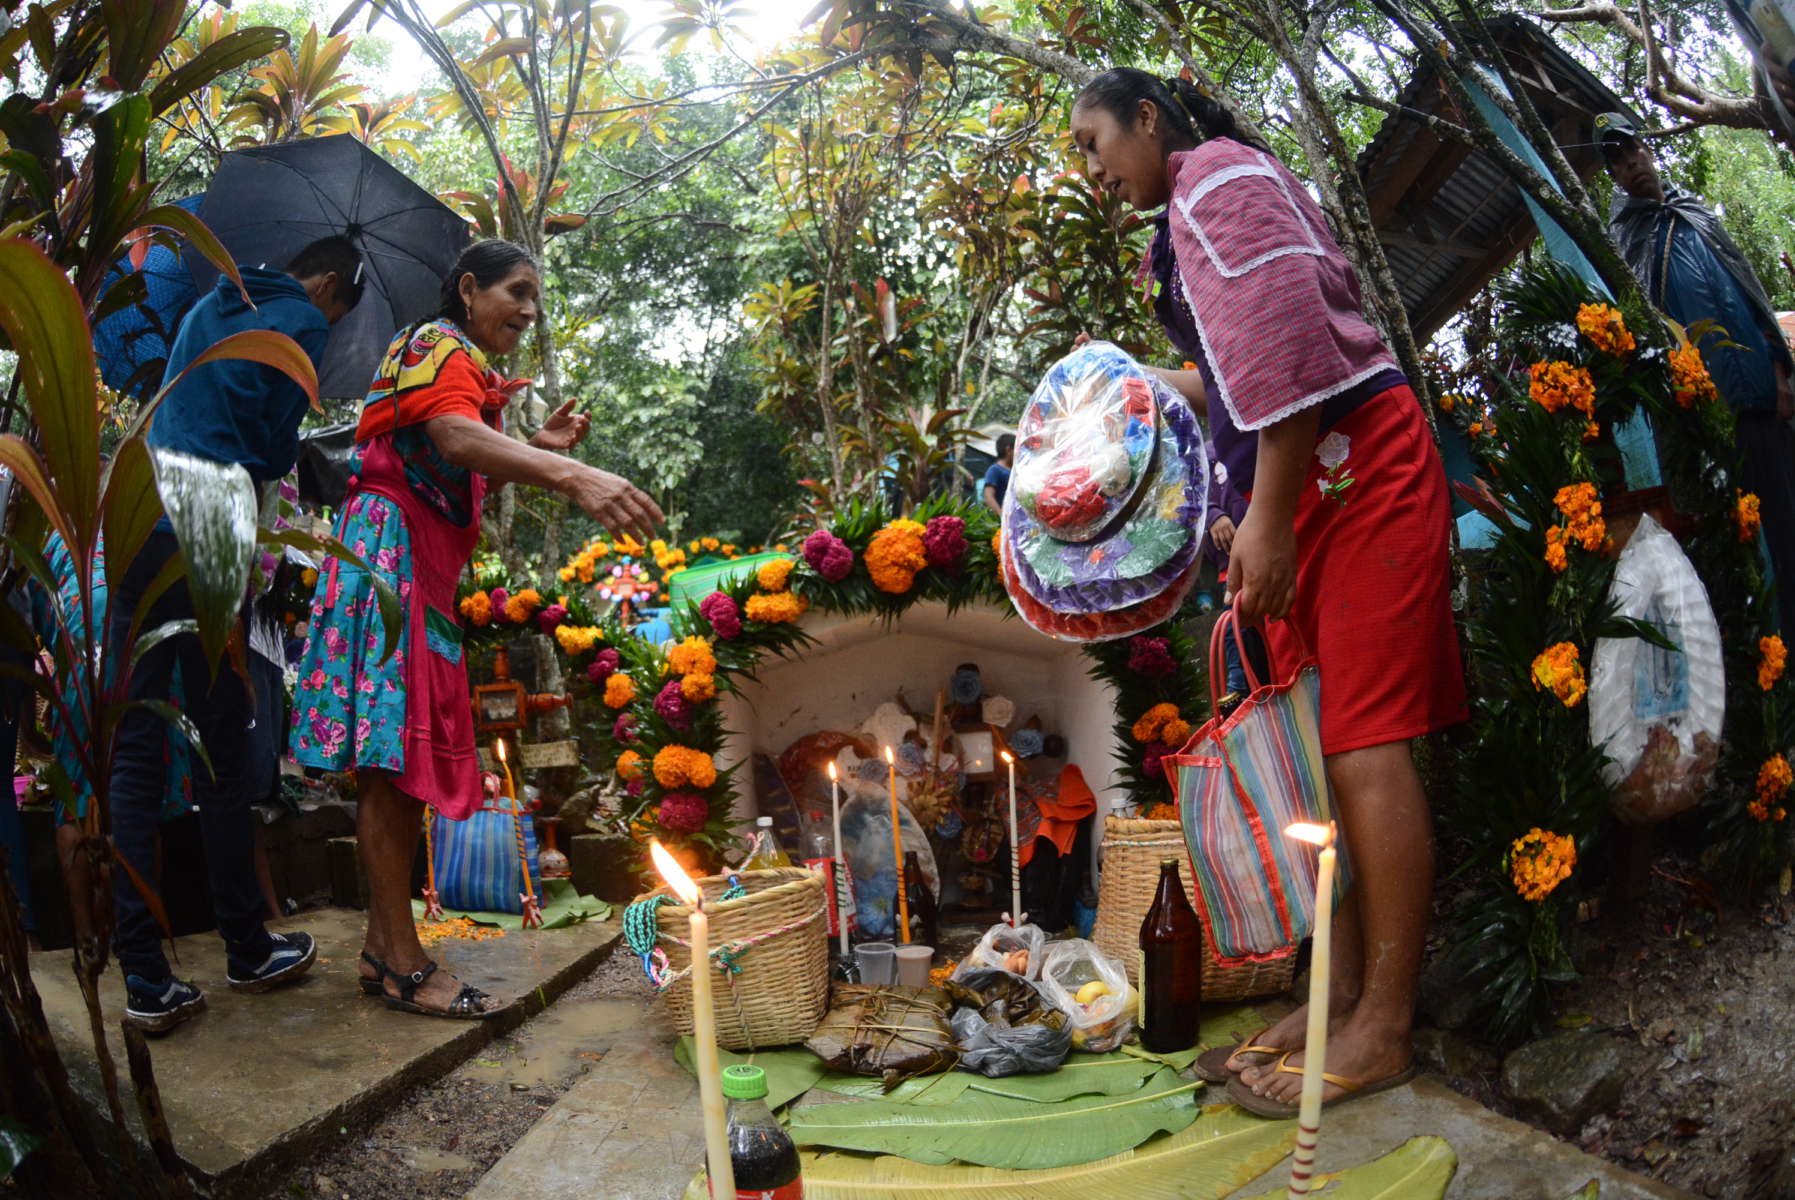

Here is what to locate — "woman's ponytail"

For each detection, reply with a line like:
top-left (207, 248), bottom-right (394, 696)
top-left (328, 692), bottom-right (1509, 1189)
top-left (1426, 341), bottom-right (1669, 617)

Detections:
top-left (1074, 67), bottom-right (1268, 154)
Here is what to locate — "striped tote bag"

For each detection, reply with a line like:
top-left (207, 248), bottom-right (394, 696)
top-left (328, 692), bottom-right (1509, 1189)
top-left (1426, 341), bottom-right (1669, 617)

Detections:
top-left (433, 797), bottom-right (539, 915)
top-left (1165, 611), bottom-right (1333, 966)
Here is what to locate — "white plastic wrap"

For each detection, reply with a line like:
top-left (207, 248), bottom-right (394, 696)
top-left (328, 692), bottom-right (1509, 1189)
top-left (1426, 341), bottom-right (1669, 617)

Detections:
top-left (1589, 515), bottom-right (1725, 824)
top-left (952, 922), bottom-right (1048, 981)
top-left (1037, 938), bottom-right (1136, 1052)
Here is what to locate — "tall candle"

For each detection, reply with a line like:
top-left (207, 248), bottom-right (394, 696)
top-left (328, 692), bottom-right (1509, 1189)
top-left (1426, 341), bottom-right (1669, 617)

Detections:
top-left (1002, 750), bottom-right (1022, 927)
top-left (885, 746), bottom-right (910, 944)
top-left (651, 841), bottom-right (734, 1199)
top-left (828, 761), bottom-right (847, 955)
top-left (1285, 822), bottom-right (1336, 1198)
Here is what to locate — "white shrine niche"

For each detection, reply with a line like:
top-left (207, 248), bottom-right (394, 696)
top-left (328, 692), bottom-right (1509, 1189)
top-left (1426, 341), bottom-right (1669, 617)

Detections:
top-left (716, 599), bottom-right (1124, 876)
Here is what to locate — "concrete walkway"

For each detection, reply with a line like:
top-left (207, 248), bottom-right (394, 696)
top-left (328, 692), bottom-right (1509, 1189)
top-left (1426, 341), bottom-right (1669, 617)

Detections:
top-left (30, 906), bottom-right (620, 1197)
top-left (471, 996), bottom-right (1693, 1200)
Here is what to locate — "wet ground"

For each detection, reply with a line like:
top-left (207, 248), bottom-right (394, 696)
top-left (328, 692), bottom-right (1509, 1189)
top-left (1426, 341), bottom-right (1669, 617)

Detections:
top-left (287, 948), bottom-right (651, 1199)
top-left (1429, 856), bottom-right (1795, 1199)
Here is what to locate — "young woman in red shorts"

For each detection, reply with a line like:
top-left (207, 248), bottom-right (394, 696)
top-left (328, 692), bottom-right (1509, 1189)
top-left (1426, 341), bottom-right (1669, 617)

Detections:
top-left (1069, 68), bottom-right (1467, 1116)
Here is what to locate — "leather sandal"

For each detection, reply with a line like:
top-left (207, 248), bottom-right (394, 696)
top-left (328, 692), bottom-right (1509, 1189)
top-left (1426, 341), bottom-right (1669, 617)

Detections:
top-left (370, 955), bottom-right (498, 1019)
top-left (1226, 1051), bottom-right (1419, 1119)
top-left (357, 950), bottom-right (385, 996)
top-left (1193, 1027), bottom-right (1285, 1084)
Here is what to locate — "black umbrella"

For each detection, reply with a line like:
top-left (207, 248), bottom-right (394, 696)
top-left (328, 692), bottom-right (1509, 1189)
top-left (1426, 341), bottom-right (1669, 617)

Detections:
top-left (191, 135), bottom-right (470, 400)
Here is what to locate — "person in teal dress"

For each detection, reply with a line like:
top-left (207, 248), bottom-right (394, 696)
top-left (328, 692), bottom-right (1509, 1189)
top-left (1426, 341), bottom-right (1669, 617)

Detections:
top-left (291, 240), bottom-right (660, 1018)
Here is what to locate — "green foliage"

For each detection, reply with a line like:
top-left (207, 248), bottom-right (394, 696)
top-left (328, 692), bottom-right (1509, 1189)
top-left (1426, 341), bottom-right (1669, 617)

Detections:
top-left (1436, 262), bottom-right (1794, 1041)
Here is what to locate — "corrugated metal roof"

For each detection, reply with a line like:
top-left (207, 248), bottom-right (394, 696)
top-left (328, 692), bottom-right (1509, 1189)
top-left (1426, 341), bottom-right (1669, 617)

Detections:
top-left (1356, 16), bottom-right (1638, 341)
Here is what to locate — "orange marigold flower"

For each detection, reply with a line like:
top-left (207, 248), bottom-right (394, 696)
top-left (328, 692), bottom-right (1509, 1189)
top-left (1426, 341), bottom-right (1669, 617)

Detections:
top-left (756, 558), bottom-right (795, 592)
top-left (1528, 360), bottom-right (1596, 417)
top-left (1756, 754), bottom-right (1792, 807)
top-left (1510, 828), bottom-right (1576, 902)
top-left (667, 636), bottom-right (717, 678)
top-left (653, 745), bottom-right (717, 790)
top-left (1544, 526), bottom-right (1569, 573)
top-left (615, 750), bottom-right (644, 780)
top-left (1553, 482), bottom-right (1607, 553)
top-left (1468, 421), bottom-right (1484, 437)
top-left (1530, 642), bottom-right (1587, 708)
top-left (1437, 392), bottom-right (1459, 412)
top-left (1760, 636), bottom-right (1787, 691)
top-left (681, 672), bottom-right (717, 702)
top-left (1575, 303), bottom-right (1636, 357)
top-left (745, 591), bottom-right (805, 624)
top-left (459, 591), bottom-right (492, 626)
top-left (866, 519), bottom-right (929, 594)
top-left (1583, 420), bottom-right (1600, 442)
top-left (1738, 491), bottom-right (1762, 543)
top-left (1131, 702), bottom-right (1182, 744)
top-left (603, 672), bottom-right (636, 709)
top-left (1669, 343), bottom-right (1718, 407)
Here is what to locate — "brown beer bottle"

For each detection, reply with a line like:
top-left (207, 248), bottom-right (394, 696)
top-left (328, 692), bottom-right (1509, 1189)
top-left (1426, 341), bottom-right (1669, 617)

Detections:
top-left (1138, 857), bottom-right (1202, 1052)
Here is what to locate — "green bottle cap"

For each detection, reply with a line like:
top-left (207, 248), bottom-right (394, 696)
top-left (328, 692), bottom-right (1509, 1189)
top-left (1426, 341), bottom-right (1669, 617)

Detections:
top-left (721, 1063), bottom-right (768, 1100)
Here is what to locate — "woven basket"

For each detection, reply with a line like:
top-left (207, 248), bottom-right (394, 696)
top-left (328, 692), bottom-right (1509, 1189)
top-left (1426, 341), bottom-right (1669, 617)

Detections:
top-left (635, 867), bottom-right (829, 1050)
top-left (1093, 816), bottom-right (1295, 1003)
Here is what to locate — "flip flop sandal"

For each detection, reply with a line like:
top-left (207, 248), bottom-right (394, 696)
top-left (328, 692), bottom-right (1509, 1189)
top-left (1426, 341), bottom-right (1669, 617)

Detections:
top-left (1226, 1051), bottom-right (1420, 1119)
top-left (379, 959), bottom-right (499, 1020)
top-left (1193, 1028), bottom-right (1285, 1084)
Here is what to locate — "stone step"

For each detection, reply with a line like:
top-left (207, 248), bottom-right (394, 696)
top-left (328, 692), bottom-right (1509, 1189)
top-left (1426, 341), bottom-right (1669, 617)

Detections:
top-left (29, 905), bottom-right (621, 1197)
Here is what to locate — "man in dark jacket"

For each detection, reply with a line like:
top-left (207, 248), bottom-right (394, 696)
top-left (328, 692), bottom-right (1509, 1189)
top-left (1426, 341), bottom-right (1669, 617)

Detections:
top-left (1601, 113), bottom-right (1795, 632)
top-left (111, 235), bottom-right (362, 1033)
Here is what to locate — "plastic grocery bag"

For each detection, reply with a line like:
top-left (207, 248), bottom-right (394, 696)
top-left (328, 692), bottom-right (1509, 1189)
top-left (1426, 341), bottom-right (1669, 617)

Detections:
top-left (946, 967), bottom-right (1072, 1077)
top-left (952, 922), bottom-right (1047, 981)
top-left (1037, 938), bottom-right (1135, 1052)
top-left (1589, 515), bottom-right (1725, 824)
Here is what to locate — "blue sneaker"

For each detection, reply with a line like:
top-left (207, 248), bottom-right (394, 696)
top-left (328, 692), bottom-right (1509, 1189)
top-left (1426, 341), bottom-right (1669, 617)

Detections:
top-left (226, 930), bottom-right (317, 993)
top-left (124, 974), bottom-right (206, 1034)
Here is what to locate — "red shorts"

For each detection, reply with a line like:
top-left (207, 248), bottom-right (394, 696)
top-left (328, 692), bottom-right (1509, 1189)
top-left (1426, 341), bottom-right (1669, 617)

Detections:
top-left (1263, 385), bottom-right (1468, 755)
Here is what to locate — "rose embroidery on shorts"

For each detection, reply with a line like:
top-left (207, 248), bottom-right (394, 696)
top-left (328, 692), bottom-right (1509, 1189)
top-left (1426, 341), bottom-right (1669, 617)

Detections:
top-left (1315, 432), bottom-right (1354, 505)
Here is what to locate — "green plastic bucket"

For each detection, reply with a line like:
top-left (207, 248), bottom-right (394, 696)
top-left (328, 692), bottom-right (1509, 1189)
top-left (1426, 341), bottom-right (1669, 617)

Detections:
top-left (667, 551), bottom-right (791, 612)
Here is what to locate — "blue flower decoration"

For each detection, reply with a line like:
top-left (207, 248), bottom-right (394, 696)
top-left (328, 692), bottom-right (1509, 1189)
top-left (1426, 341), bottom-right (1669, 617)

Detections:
top-left (1012, 728), bottom-right (1045, 758)
top-left (950, 667), bottom-right (983, 705)
top-left (854, 757), bottom-right (886, 784)
top-left (897, 741), bottom-right (927, 775)
top-left (936, 810), bottom-right (965, 839)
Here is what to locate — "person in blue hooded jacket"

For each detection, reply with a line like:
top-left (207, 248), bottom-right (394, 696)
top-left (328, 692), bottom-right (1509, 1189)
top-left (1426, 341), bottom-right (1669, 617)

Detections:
top-left (109, 234), bottom-right (362, 1033)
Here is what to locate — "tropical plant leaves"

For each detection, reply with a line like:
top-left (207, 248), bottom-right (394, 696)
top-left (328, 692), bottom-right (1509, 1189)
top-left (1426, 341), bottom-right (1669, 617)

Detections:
top-left (687, 1103), bottom-right (1294, 1199)
top-left (815, 1068), bottom-right (974, 1106)
top-left (673, 1038), bottom-right (827, 1111)
top-left (788, 1073), bottom-right (1204, 1169)
top-left (1235, 1135), bottom-right (1458, 1199)
top-left (961, 1055), bottom-right (1166, 1103)
top-left (149, 447), bottom-right (258, 668)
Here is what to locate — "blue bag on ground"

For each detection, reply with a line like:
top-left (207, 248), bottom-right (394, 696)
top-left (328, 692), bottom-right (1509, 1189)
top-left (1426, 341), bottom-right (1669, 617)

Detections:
top-left (432, 800), bottom-right (539, 914)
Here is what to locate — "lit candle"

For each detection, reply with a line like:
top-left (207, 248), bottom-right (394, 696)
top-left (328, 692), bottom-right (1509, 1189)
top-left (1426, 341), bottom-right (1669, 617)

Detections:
top-left (1284, 821), bottom-right (1336, 1198)
top-left (885, 746), bottom-right (910, 944)
top-left (1001, 750), bottom-right (1023, 928)
top-left (651, 840), bottom-right (735, 1200)
top-left (827, 761), bottom-right (847, 956)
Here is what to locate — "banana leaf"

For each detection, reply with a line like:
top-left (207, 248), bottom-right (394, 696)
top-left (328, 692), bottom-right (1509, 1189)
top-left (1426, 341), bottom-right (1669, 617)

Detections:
top-left (788, 1072), bottom-right (1203, 1169)
top-left (1119, 1005), bottom-right (1271, 1071)
top-left (963, 1054), bottom-right (1166, 1102)
top-left (685, 1103), bottom-right (1294, 1199)
top-left (1236, 1135), bottom-right (1458, 1199)
top-left (673, 1039), bottom-right (827, 1111)
top-left (816, 1068), bottom-right (974, 1106)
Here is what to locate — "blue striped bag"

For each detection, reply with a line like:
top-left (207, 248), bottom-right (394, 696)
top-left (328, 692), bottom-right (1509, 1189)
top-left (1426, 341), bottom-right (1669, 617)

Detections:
top-left (433, 796), bottom-right (539, 915)
top-left (1165, 611), bottom-right (1334, 967)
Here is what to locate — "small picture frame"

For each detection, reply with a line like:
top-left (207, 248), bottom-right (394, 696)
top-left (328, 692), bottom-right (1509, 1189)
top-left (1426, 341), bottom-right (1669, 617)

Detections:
top-left (956, 729), bottom-right (996, 780)
top-left (475, 682), bottom-right (523, 730)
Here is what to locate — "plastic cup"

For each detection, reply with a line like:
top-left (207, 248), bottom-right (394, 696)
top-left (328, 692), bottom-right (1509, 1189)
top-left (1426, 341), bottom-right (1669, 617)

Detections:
top-left (894, 944), bottom-right (934, 988)
top-left (854, 941), bottom-right (896, 985)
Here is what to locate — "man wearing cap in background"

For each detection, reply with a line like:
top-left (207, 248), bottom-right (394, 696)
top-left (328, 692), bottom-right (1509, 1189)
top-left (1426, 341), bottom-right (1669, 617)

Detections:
top-left (1601, 111), bottom-right (1795, 633)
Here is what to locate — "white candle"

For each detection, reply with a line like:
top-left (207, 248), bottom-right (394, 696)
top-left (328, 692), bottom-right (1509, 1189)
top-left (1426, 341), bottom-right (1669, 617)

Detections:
top-left (885, 746), bottom-right (910, 944)
top-left (1285, 822), bottom-right (1336, 1198)
top-left (651, 841), bottom-right (734, 1199)
top-left (828, 761), bottom-right (848, 955)
top-left (1002, 750), bottom-right (1022, 927)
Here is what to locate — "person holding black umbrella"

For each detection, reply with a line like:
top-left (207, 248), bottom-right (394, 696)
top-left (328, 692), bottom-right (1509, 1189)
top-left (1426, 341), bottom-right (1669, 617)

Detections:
top-left (112, 234), bottom-right (365, 1034)
top-left (291, 239), bottom-right (661, 1019)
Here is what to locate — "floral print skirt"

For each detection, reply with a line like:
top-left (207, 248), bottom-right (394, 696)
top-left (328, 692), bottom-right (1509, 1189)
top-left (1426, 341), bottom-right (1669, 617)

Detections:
top-left (289, 492), bottom-right (414, 772)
